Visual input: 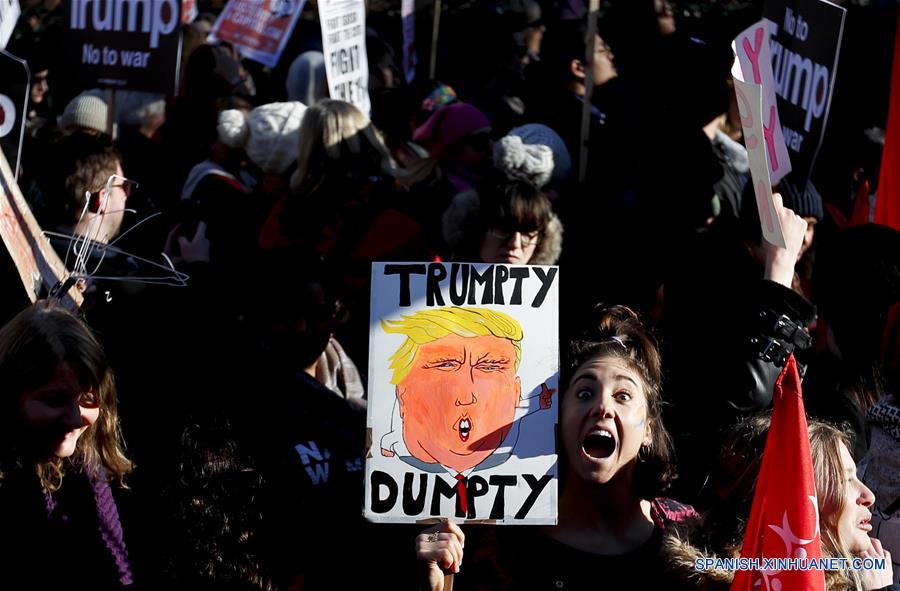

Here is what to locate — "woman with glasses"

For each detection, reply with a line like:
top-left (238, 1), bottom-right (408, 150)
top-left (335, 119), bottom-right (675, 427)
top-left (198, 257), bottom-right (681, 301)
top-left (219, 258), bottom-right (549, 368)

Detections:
top-left (442, 145), bottom-right (563, 266)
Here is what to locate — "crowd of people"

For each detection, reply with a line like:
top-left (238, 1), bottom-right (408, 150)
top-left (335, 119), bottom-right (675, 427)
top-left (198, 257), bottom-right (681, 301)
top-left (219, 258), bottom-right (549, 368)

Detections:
top-left (0, 0), bottom-right (898, 588)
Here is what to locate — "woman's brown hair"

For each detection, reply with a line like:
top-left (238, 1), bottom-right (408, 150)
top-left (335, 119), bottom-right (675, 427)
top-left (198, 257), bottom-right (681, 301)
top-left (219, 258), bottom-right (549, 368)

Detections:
top-left (563, 304), bottom-right (676, 499)
top-left (0, 301), bottom-right (132, 491)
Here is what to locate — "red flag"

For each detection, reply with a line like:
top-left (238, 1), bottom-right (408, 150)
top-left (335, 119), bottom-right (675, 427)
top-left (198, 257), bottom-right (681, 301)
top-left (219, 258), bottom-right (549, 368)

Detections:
top-left (730, 355), bottom-right (825, 591)
top-left (874, 12), bottom-right (900, 231)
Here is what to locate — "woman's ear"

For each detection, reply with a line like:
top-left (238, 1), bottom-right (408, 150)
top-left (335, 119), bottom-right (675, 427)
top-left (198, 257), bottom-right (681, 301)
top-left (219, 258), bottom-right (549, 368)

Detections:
top-left (643, 417), bottom-right (653, 448)
top-left (569, 58), bottom-right (585, 80)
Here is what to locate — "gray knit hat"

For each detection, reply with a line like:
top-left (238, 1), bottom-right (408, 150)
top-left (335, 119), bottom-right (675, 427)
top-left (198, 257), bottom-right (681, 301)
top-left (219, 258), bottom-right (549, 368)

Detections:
top-left (779, 177), bottom-right (824, 221)
top-left (60, 90), bottom-right (108, 133)
top-left (508, 123), bottom-right (571, 185)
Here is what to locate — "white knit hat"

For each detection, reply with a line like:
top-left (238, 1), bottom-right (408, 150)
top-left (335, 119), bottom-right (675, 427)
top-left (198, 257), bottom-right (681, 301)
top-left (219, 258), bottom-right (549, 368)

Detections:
top-left (60, 90), bottom-right (108, 133)
top-left (218, 101), bottom-right (307, 174)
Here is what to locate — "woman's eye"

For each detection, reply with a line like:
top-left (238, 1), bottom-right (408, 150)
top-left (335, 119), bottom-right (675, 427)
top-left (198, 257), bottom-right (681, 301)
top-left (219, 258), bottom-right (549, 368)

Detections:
top-left (575, 389), bottom-right (593, 401)
top-left (79, 392), bottom-right (99, 407)
top-left (615, 391), bottom-right (633, 402)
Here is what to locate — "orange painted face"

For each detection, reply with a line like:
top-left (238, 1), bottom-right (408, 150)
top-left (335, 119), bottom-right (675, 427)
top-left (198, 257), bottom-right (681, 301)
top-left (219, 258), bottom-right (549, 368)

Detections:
top-left (398, 334), bottom-right (521, 473)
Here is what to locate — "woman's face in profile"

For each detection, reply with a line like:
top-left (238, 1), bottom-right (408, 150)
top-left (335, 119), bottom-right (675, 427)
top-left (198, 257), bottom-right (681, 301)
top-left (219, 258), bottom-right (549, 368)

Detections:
top-left (19, 363), bottom-right (100, 459)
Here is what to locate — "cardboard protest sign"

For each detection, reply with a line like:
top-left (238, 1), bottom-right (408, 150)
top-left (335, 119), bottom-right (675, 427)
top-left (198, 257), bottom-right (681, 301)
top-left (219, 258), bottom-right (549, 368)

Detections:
top-left (0, 148), bottom-right (82, 310)
top-left (319, 0), bottom-right (370, 115)
top-left (732, 51), bottom-right (786, 248)
top-left (208, 0), bottom-right (307, 68)
top-left (401, 0), bottom-right (416, 84)
top-left (366, 262), bottom-right (559, 524)
top-left (0, 49), bottom-right (27, 180)
top-left (762, 0), bottom-right (846, 185)
top-left (63, 0), bottom-right (183, 94)
top-left (734, 20), bottom-right (791, 185)
top-left (0, 0), bottom-right (20, 49)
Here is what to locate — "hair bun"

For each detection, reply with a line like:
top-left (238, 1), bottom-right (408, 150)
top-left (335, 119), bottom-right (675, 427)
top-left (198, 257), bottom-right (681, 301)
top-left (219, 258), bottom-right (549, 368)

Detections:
top-left (590, 304), bottom-right (641, 334)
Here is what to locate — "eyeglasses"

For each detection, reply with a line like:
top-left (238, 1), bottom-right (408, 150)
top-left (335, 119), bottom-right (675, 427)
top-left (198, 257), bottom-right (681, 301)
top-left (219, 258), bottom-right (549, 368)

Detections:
top-left (488, 228), bottom-right (541, 247)
top-left (87, 175), bottom-right (139, 213)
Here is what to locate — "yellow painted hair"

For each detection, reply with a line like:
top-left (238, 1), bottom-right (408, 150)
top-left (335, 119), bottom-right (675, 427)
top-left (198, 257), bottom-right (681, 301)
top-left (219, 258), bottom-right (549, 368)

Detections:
top-left (382, 307), bottom-right (523, 385)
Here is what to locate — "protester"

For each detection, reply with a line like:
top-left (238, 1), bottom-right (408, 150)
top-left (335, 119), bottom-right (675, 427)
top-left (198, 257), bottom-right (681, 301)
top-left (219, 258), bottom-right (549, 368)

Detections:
top-left (0, 301), bottom-right (135, 588)
top-left (415, 306), bottom-right (696, 589)
top-left (665, 413), bottom-right (897, 591)
top-left (442, 135), bottom-right (564, 265)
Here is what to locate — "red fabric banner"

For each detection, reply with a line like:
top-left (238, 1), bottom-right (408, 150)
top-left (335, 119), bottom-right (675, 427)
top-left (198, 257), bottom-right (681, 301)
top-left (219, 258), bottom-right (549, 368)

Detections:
top-left (730, 355), bottom-right (826, 591)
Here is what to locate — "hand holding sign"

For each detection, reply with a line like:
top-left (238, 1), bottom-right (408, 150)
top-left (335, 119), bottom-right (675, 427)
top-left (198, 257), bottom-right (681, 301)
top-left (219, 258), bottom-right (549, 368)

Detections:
top-left (762, 192), bottom-right (808, 288)
top-left (416, 520), bottom-right (465, 588)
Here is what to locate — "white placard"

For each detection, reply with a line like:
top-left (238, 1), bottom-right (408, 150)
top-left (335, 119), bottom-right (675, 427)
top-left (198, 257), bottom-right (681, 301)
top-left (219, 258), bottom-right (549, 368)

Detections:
top-left (732, 41), bottom-right (787, 248)
top-left (734, 19), bottom-right (792, 184)
top-left (319, 0), bottom-right (370, 115)
top-left (365, 262), bottom-right (560, 524)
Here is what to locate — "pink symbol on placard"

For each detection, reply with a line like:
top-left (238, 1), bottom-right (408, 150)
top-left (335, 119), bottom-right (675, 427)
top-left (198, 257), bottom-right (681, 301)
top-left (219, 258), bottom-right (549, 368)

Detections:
top-left (746, 134), bottom-right (759, 150)
top-left (742, 27), bottom-right (765, 85)
top-left (764, 105), bottom-right (780, 172)
top-left (758, 180), bottom-right (775, 233)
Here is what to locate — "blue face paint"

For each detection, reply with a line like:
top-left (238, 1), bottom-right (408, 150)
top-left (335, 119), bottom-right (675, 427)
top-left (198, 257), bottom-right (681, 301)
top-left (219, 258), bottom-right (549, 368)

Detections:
top-left (633, 417), bottom-right (646, 430)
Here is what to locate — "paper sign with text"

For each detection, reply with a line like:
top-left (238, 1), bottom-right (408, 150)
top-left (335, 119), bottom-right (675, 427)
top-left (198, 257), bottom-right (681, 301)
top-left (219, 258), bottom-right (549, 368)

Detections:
top-left (365, 262), bottom-right (559, 524)
top-left (62, 0), bottom-right (183, 94)
top-left (0, 50), bottom-right (28, 179)
top-left (762, 0), bottom-right (846, 186)
top-left (0, 0), bottom-right (20, 49)
top-left (734, 20), bottom-right (792, 184)
top-left (732, 52), bottom-right (787, 248)
top-left (208, 0), bottom-right (306, 68)
top-left (319, 0), bottom-right (370, 115)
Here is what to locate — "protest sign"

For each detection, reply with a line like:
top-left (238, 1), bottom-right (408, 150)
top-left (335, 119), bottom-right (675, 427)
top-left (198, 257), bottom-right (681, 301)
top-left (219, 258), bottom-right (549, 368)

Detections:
top-left (734, 20), bottom-right (792, 185)
top-left (0, 148), bottom-right (82, 310)
top-left (319, 0), bottom-right (370, 115)
top-left (0, 49), bottom-right (27, 180)
top-left (365, 262), bottom-right (560, 524)
top-left (732, 48), bottom-right (786, 248)
top-left (762, 0), bottom-right (846, 185)
top-left (208, 0), bottom-right (306, 68)
top-left (181, 0), bottom-right (196, 24)
top-left (401, 0), bottom-right (416, 84)
top-left (63, 0), bottom-right (183, 94)
top-left (0, 0), bottom-right (20, 49)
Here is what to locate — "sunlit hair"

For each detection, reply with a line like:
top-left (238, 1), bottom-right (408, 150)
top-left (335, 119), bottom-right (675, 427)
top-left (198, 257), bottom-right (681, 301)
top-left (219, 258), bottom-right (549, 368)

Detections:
top-left (563, 304), bottom-right (675, 498)
top-left (711, 414), bottom-right (859, 589)
top-left (382, 307), bottom-right (523, 385)
top-left (0, 301), bottom-right (131, 491)
top-left (290, 99), bottom-right (397, 195)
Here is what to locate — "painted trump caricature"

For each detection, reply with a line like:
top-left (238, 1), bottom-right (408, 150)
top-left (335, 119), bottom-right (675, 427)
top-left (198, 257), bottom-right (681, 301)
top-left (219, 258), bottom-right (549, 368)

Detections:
top-left (379, 307), bottom-right (552, 475)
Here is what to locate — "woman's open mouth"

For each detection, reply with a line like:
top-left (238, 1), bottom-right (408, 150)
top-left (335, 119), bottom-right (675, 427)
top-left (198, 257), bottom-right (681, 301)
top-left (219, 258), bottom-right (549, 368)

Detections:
top-left (582, 428), bottom-right (616, 461)
top-left (859, 517), bottom-right (872, 531)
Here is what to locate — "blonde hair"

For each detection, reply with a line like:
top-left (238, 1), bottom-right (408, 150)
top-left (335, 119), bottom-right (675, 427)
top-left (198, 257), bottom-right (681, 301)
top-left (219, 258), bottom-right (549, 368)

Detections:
top-left (381, 307), bottom-right (523, 385)
top-left (290, 99), bottom-right (398, 194)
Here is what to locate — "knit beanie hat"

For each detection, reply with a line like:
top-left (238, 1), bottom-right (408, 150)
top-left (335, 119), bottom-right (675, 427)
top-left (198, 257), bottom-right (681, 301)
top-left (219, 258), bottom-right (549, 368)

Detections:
top-left (507, 123), bottom-right (571, 185)
top-left (779, 177), bottom-right (824, 221)
top-left (60, 90), bottom-right (108, 133)
top-left (412, 102), bottom-right (491, 158)
top-left (218, 101), bottom-right (307, 174)
top-left (494, 135), bottom-right (554, 188)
